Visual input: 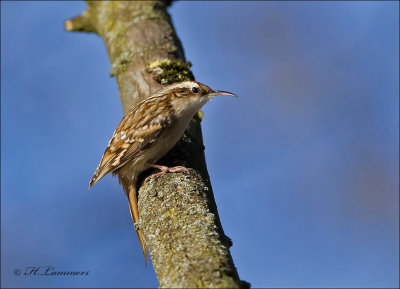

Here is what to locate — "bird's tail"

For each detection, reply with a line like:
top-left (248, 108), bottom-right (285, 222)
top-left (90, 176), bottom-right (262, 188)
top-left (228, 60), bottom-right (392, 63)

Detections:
top-left (120, 178), bottom-right (148, 265)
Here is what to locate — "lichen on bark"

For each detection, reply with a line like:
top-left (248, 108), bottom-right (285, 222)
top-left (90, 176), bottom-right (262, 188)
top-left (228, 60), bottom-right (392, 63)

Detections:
top-left (66, 1), bottom-right (248, 288)
top-left (138, 169), bottom-right (241, 288)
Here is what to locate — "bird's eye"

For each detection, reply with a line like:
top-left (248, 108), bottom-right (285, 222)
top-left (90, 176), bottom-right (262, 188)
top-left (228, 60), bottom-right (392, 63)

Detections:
top-left (191, 87), bottom-right (199, 93)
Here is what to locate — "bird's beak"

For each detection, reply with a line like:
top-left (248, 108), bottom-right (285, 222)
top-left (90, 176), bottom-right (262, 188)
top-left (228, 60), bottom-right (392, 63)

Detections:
top-left (208, 90), bottom-right (237, 98)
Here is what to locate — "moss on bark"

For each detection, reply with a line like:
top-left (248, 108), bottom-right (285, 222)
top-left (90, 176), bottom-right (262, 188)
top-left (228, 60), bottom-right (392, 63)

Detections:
top-left (146, 58), bottom-right (195, 84)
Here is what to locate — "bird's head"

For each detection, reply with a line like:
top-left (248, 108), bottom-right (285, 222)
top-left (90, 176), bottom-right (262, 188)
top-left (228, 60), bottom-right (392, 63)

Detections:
top-left (162, 81), bottom-right (237, 116)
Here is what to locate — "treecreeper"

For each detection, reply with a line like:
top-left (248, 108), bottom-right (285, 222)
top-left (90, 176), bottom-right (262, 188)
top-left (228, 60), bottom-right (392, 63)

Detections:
top-left (88, 80), bottom-right (236, 264)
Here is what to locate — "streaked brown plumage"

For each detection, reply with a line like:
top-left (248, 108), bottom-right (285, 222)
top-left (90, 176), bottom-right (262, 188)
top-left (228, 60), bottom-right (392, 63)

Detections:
top-left (88, 81), bottom-right (236, 264)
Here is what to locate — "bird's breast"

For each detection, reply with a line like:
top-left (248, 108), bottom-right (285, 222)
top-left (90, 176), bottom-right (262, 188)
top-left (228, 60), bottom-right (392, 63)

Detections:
top-left (145, 116), bottom-right (191, 164)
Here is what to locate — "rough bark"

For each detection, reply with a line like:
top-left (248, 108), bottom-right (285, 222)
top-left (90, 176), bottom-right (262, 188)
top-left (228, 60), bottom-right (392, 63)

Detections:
top-left (66, 1), bottom-right (248, 288)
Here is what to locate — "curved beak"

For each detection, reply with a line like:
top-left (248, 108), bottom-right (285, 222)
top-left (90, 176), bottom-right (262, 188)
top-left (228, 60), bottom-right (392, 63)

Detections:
top-left (208, 90), bottom-right (237, 98)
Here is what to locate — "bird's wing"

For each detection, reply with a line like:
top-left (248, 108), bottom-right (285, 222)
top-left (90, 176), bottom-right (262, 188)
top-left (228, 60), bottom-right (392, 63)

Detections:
top-left (89, 98), bottom-right (174, 188)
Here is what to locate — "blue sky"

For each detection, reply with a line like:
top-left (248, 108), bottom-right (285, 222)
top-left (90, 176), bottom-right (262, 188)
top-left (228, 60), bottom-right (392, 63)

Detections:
top-left (1, 1), bottom-right (399, 288)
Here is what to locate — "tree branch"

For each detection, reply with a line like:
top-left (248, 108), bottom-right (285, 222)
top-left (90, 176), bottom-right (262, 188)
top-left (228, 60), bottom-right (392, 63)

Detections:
top-left (66, 1), bottom-right (249, 287)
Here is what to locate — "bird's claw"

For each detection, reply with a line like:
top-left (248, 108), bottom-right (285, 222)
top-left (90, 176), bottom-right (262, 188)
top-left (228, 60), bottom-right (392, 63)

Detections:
top-left (145, 165), bottom-right (189, 182)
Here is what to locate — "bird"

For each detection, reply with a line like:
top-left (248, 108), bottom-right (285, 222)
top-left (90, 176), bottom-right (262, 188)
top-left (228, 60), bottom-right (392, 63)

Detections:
top-left (88, 80), bottom-right (236, 264)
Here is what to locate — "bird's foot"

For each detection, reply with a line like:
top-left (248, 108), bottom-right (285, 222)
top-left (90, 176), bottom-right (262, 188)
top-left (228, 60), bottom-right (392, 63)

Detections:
top-left (145, 164), bottom-right (189, 181)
